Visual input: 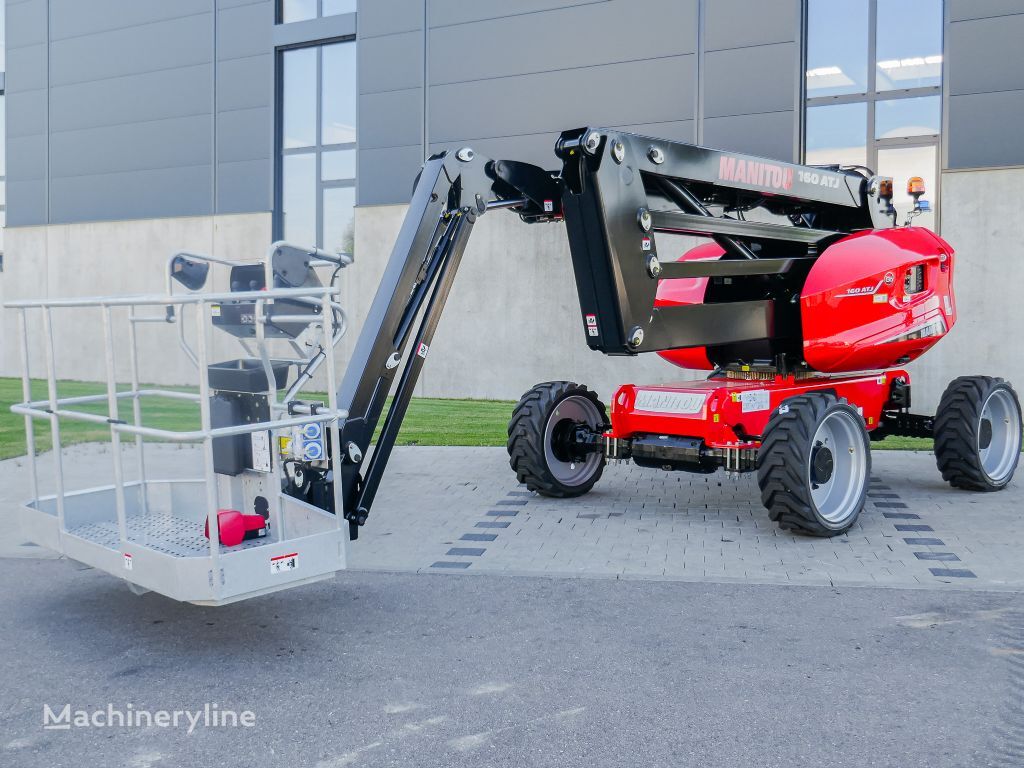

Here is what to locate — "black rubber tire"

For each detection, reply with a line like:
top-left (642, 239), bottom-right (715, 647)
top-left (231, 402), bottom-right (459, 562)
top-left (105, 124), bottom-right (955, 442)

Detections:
top-left (756, 393), bottom-right (871, 537)
top-left (507, 381), bottom-right (608, 498)
top-left (934, 376), bottom-right (1022, 491)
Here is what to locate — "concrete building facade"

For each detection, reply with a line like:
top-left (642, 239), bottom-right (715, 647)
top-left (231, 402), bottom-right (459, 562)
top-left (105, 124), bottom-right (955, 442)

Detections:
top-left (1, 0), bottom-right (1023, 411)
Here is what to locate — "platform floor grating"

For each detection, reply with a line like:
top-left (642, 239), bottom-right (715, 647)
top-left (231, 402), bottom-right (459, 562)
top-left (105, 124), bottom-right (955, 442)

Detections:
top-left (68, 512), bottom-right (274, 558)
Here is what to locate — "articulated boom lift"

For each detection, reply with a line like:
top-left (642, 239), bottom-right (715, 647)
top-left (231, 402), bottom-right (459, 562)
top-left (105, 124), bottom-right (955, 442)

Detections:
top-left (323, 127), bottom-right (1019, 540)
top-left (10, 127), bottom-right (1020, 604)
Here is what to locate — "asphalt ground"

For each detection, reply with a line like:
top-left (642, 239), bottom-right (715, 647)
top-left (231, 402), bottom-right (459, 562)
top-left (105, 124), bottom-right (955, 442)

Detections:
top-left (1, 557), bottom-right (1022, 768)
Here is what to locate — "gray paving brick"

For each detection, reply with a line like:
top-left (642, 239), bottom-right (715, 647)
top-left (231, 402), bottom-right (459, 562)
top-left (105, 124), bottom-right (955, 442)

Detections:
top-left (332, 446), bottom-right (1024, 591)
top-left (460, 533), bottom-right (498, 542)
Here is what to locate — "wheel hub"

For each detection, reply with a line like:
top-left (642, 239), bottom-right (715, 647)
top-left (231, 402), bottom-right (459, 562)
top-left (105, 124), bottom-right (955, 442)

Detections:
top-left (979, 418), bottom-right (993, 451)
top-left (811, 443), bottom-right (834, 485)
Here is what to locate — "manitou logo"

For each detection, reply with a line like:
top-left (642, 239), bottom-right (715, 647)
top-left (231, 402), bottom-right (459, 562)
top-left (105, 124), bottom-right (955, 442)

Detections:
top-left (718, 156), bottom-right (794, 192)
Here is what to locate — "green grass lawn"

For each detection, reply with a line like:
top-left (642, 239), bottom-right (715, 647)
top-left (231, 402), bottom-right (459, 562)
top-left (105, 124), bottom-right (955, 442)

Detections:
top-left (0, 377), bottom-right (933, 460)
top-left (0, 377), bottom-right (517, 460)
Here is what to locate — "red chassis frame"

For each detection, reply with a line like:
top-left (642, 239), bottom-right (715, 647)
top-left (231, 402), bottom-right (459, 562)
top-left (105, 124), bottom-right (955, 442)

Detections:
top-left (607, 370), bottom-right (907, 454)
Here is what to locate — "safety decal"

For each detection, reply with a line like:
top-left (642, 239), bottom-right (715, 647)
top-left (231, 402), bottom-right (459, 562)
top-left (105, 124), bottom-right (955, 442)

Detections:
top-left (543, 200), bottom-right (554, 212)
top-left (123, 553), bottom-right (133, 571)
top-left (739, 389), bottom-right (770, 413)
top-left (270, 552), bottom-right (298, 574)
top-left (417, 342), bottom-right (429, 359)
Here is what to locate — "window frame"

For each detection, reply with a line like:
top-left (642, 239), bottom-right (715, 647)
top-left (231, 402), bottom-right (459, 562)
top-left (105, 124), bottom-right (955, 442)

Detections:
top-left (274, 35), bottom-right (357, 249)
top-left (277, 0), bottom-right (356, 25)
top-left (803, 0), bottom-right (944, 182)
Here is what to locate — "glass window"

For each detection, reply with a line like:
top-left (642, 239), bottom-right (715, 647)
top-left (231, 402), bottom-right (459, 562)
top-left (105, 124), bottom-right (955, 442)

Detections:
top-left (321, 42), bottom-right (357, 146)
top-left (323, 187), bottom-right (356, 255)
top-left (282, 153), bottom-right (316, 246)
top-left (282, 48), bottom-right (316, 149)
top-left (806, 102), bottom-right (868, 167)
top-left (322, 149), bottom-right (356, 181)
top-left (875, 96), bottom-right (941, 139)
top-left (277, 40), bottom-right (357, 251)
top-left (876, 0), bottom-right (943, 91)
top-left (877, 145), bottom-right (938, 230)
top-left (281, 0), bottom-right (316, 23)
top-left (322, 0), bottom-right (357, 15)
top-left (806, 0), bottom-right (869, 97)
top-left (280, 0), bottom-right (354, 24)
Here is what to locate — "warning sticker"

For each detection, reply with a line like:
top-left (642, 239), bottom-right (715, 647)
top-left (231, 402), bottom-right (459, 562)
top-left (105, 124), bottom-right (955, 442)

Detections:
top-left (641, 237), bottom-right (652, 251)
top-left (739, 389), bottom-right (770, 413)
top-left (416, 342), bottom-right (429, 359)
top-left (585, 314), bottom-right (598, 327)
top-left (270, 552), bottom-right (298, 574)
top-left (123, 553), bottom-right (133, 571)
top-left (588, 327), bottom-right (599, 337)
top-left (543, 200), bottom-right (554, 212)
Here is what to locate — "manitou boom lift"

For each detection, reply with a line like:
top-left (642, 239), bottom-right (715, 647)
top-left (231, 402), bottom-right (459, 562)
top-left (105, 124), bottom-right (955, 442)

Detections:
top-left (10, 127), bottom-right (1021, 603)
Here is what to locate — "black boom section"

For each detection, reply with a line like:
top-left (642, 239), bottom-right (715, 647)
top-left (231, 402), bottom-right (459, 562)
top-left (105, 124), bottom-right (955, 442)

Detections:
top-left (554, 127), bottom-right (895, 356)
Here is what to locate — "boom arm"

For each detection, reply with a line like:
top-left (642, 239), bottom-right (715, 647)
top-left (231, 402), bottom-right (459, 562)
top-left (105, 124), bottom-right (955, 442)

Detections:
top-left (332, 128), bottom-right (896, 536)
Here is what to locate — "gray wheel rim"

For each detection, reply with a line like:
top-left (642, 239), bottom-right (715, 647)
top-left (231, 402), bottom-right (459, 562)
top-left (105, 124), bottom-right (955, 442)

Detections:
top-left (808, 409), bottom-right (868, 525)
top-left (979, 388), bottom-right (1021, 484)
top-left (543, 395), bottom-right (603, 486)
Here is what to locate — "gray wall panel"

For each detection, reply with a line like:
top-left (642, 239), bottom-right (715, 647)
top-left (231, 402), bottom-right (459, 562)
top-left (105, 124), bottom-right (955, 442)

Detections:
top-left (6, 0), bottom-right (47, 48)
top-left (48, 13), bottom-right (213, 87)
top-left (428, 0), bottom-right (609, 27)
top-left (704, 0), bottom-right (798, 50)
top-left (6, 90), bottom-right (47, 137)
top-left (6, 180), bottom-right (48, 226)
top-left (703, 111), bottom-right (797, 161)
top-left (50, 165), bottom-right (213, 222)
top-left (217, 54), bottom-right (272, 112)
top-left (49, 65), bottom-right (212, 133)
top-left (428, 0), bottom-right (696, 85)
top-left (356, 145), bottom-right (423, 206)
top-left (359, 30), bottom-right (423, 94)
top-left (7, 134), bottom-right (47, 179)
top-left (217, 107), bottom-right (271, 162)
top-left (6, 0), bottom-right (275, 226)
top-left (703, 43), bottom-right (798, 118)
top-left (47, 0), bottom-right (210, 40)
top-left (947, 14), bottom-right (1024, 96)
top-left (49, 115), bottom-right (213, 179)
top-left (218, 158), bottom-right (272, 212)
top-left (946, 7), bottom-right (1024, 168)
top-left (5, 43), bottom-right (47, 92)
top-left (949, 0), bottom-right (1024, 22)
top-left (359, 0), bottom-right (422, 38)
top-left (948, 91), bottom-right (1024, 169)
top-left (359, 88), bottom-right (424, 149)
top-left (429, 55), bottom-right (696, 144)
top-left (217, 1), bottom-right (273, 60)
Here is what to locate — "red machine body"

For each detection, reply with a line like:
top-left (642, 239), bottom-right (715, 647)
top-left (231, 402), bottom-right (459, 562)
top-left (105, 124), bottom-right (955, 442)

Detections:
top-left (655, 228), bottom-right (956, 375)
top-left (614, 227), bottom-right (954, 448)
top-left (800, 227), bottom-right (955, 372)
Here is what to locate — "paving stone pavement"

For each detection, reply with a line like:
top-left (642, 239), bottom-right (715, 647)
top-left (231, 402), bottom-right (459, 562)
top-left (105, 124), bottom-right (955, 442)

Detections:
top-left (2, 444), bottom-right (1021, 591)
top-left (356, 447), bottom-right (1024, 590)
